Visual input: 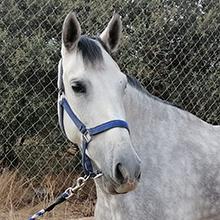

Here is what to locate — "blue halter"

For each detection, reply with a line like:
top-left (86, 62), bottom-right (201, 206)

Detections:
top-left (58, 60), bottom-right (129, 177)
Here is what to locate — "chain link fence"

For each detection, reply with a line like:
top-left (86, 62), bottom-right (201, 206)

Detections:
top-left (0, 0), bottom-right (219, 218)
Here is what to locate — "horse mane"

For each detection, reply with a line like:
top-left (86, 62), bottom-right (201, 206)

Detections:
top-left (126, 74), bottom-right (179, 108)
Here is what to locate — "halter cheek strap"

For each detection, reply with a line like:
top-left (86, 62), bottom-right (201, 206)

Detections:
top-left (58, 60), bottom-right (129, 177)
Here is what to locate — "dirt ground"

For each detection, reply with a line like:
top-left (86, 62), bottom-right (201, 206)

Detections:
top-left (0, 200), bottom-right (95, 220)
top-left (0, 202), bottom-right (94, 220)
top-left (78, 217), bottom-right (94, 220)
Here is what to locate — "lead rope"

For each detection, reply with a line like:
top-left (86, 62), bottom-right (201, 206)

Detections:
top-left (28, 173), bottom-right (103, 220)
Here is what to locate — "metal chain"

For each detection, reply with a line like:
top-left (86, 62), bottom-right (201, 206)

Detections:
top-left (28, 173), bottom-right (103, 220)
top-left (64, 175), bottom-right (91, 199)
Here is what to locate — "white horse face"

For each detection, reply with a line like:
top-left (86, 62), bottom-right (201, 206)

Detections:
top-left (61, 12), bottom-right (141, 194)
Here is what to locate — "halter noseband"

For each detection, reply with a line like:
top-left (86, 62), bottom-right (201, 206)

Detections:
top-left (58, 60), bottom-right (129, 177)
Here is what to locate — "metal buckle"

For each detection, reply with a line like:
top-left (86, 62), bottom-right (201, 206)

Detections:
top-left (58, 91), bottom-right (64, 103)
top-left (83, 130), bottom-right (92, 143)
top-left (93, 172), bottom-right (103, 179)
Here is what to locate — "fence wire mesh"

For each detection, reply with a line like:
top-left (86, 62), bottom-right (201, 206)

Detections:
top-left (0, 0), bottom-right (219, 219)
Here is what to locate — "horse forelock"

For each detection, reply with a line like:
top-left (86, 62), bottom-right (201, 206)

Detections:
top-left (77, 36), bottom-right (104, 65)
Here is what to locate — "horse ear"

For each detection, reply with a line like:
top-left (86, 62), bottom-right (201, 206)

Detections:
top-left (100, 13), bottom-right (122, 52)
top-left (62, 12), bottom-right (81, 51)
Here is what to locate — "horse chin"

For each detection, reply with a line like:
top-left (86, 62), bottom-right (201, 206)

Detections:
top-left (114, 182), bottom-right (137, 194)
top-left (100, 176), bottom-right (138, 195)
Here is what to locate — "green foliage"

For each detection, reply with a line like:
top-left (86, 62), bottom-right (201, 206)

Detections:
top-left (0, 0), bottom-right (219, 176)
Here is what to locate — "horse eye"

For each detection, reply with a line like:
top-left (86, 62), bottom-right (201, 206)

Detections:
top-left (71, 82), bottom-right (86, 93)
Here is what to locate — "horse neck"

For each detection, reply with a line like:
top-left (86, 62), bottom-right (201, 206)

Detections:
top-left (124, 85), bottom-right (175, 152)
top-left (124, 85), bottom-right (152, 129)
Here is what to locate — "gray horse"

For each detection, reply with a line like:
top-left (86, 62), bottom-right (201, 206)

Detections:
top-left (60, 12), bottom-right (220, 220)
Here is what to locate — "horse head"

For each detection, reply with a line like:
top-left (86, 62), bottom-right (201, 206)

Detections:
top-left (59, 12), bottom-right (141, 194)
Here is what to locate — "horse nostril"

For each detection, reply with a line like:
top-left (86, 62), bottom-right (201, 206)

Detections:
top-left (115, 163), bottom-right (128, 184)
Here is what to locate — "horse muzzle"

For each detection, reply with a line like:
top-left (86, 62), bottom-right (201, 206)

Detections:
top-left (112, 162), bottom-right (141, 193)
top-left (101, 157), bottom-right (141, 194)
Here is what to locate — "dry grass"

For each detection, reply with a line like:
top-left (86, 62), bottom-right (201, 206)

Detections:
top-left (0, 170), bottom-right (96, 220)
